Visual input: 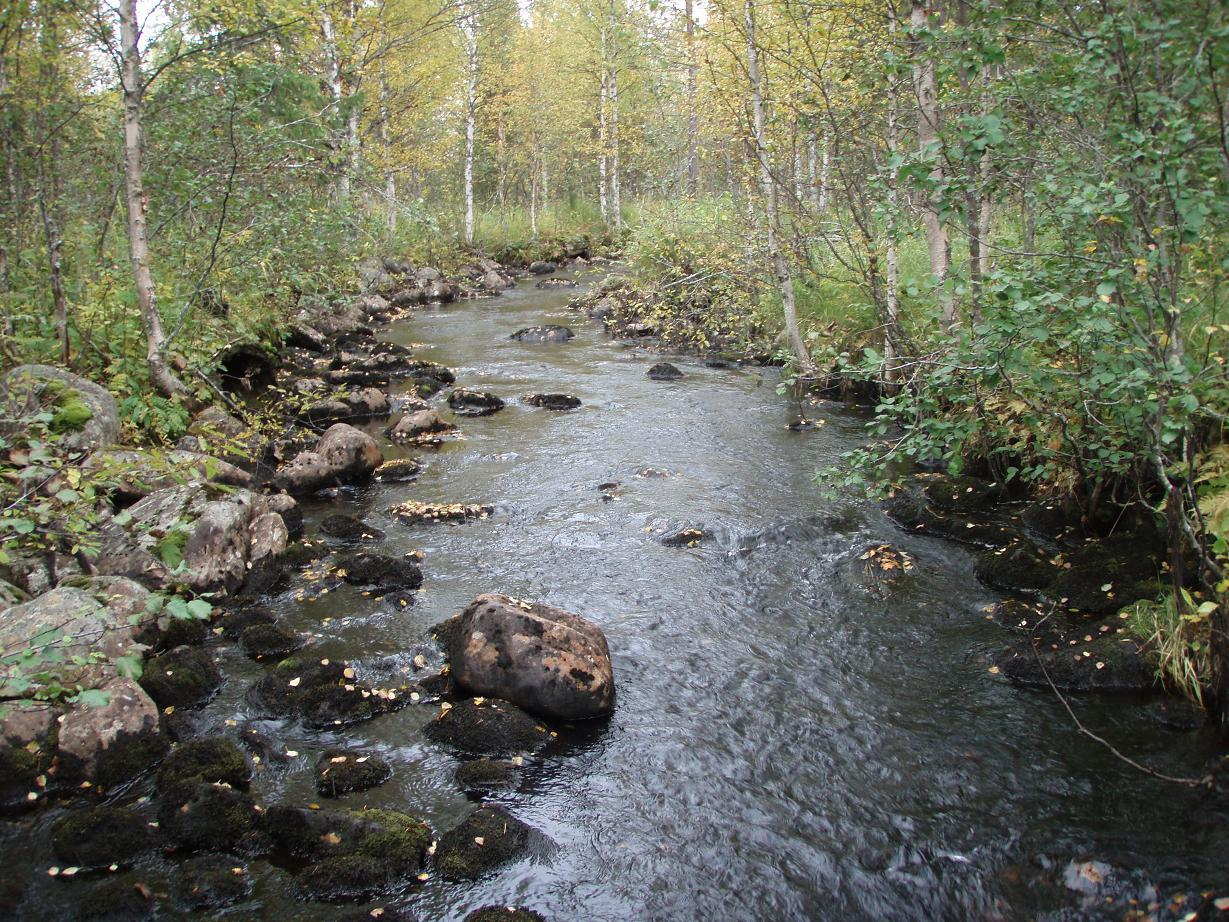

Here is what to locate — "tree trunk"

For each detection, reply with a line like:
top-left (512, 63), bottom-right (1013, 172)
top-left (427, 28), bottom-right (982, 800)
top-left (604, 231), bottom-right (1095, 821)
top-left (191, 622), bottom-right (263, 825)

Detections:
top-left (910, 0), bottom-right (954, 329)
top-left (462, 6), bottom-right (478, 247)
top-left (379, 63), bottom-right (395, 232)
top-left (37, 2), bottom-right (68, 364)
top-left (120, 0), bottom-right (189, 399)
top-left (684, 0), bottom-right (699, 196)
top-left (744, 0), bottom-right (812, 376)
top-left (598, 25), bottom-right (609, 224)
top-left (320, 10), bottom-right (349, 201)
top-left (882, 5), bottom-right (905, 384)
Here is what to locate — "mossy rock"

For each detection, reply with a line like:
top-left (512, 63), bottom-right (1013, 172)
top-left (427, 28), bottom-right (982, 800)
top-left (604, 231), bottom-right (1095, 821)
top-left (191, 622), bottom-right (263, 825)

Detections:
top-left (315, 749), bottom-right (393, 797)
top-left (335, 551), bottom-right (423, 591)
top-left (219, 605), bottom-right (277, 639)
top-left (422, 699), bottom-right (550, 757)
top-left (455, 758), bottom-right (521, 795)
top-left (248, 656), bottom-right (407, 729)
top-left (139, 646), bottom-right (222, 710)
top-left (172, 855), bottom-right (252, 911)
top-left (281, 806), bottom-right (432, 902)
top-left (338, 909), bottom-right (418, 922)
top-left (974, 540), bottom-right (1059, 593)
top-left (76, 877), bottom-right (157, 921)
top-left (885, 489), bottom-right (1019, 548)
top-left (923, 476), bottom-right (1005, 514)
top-left (436, 805), bottom-right (532, 880)
top-left (465, 908), bottom-right (546, 922)
top-left (0, 744), bottom-right (42, 816)
top-left (1047, 537), bottom-right (1165, 614)
top-left (157, 737), bottom-right (250, 791)
top-left (262, 804), bottom-right (371, 860)
top-left (991, 632), bottom-right (1159, 693)
top-left (281, 540), bottom-right (329, 570)
top-left (153, 615), bottom-right (210, 650)
top-left (157, 782), bottom-right (265, 854)
top-left (240, 622), bottom-right (304, 660)
top-left (320, 515), bottom-right (386, 544)
top-left (50, 806), bottom-right (156, 869)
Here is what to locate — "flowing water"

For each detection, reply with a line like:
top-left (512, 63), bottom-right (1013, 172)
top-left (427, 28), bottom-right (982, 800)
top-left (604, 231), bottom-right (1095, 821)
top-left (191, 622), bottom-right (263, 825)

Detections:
top-left (12, 275), bottom-right (1229, 921)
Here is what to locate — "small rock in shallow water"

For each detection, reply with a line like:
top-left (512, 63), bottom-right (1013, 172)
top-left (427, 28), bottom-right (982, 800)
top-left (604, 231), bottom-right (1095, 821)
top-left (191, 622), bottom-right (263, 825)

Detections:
top-left (436, 805), bottom-right (533, 880)
top-left (172, 855), bottom-right (252, 911)
top-left (523, 393), bottom-right (581, 410)
top-left (448, 388), bottom-right (505, 417)
top-left (422, 698), bottom-right (549, 756)
top-left (157, 736), bottom-right (251, 790)
top-left (320, 514), bottom-right (386, 543)
top-left (510, 324), bottom-right (574, 343)
top-left (389, 500), bottom-right (493, 525)
top-left (374, 457), bottom-right (424, 482)
top-left (647, 362), bottom-right (684, 380)
top-left (50, 806), bottom-right (156, 869)
top-left (240, 622), bottom-right (304, 660)
top-left (661, 527), bottom-right (708, 547)
top-left (315, 748), bottom-right (393, 797)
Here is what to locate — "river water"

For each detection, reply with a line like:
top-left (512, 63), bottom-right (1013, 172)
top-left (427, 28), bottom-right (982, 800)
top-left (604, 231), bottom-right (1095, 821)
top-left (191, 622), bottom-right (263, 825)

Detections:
top-left (14, 275), bottom-right (1229, 921)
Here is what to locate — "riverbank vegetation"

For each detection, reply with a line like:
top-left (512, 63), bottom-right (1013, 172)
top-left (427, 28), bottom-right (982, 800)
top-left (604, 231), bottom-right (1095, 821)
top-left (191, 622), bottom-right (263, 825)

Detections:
top-left (1, 0), bottom-right (1228, 724)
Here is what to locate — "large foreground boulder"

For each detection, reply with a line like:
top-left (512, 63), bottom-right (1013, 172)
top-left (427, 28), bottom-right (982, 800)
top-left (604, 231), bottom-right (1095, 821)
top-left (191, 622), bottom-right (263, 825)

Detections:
top-left (2, 364), bottom-right (119, 453)
top-left (57, 677), bottom-right (167, 787)
top-left (450, 593), bottom-right (615, 720)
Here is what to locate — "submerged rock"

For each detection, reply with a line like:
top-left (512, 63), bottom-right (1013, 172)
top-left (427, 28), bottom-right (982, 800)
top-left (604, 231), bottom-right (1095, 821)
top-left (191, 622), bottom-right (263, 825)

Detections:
top-left (158, 781), bottom-right (266, 854)
top-left (50, 806), bottom-right (157, 869)
top-left (172, 855), bottom-right (252, 911)
top-left (510, 325), bottom-right (574, 344)
top-left (320, 514), bottom-right (386, 543)
top-left (334, 551), bottom-right (423, 591)
top-left (885, 488), bottom-right (1019, 547)
top-left (422, 698), bottom-right (549, 756)
top-left (139, 646), bottom-right (222, 710)
top-left (661, 526), bottom-right (708, 548)
top-left (991, 633), bottom-right (1158, 693)
top-left (450, 593), bottom-right (615, 720)
top-left (535, 277), bottom-right (577, 289)
top-left (315, 749), bottom-right (393, 797)
top-left (448, 388), bottom-right (506, 417)
top-left (455, 758), bottom-right (522, 796)
top-left (248, 655), bottom-right (408, 729)
top-left (647, 362), bottom-right (684, 381)
top-left (523, 393), bottom-right (581, 410)
top-left (923, 475), bottom-right (1006, 514)
top-left (240, 622), bottom-right (304, 660)
top-left (975, 540), bottom-right (1058, 593)
top-left (157, 736), bottom-right (251, 790)
top-left (465, 909), bottom-right (546, 922)
top-left (436, 805), bottom-right (532, 880)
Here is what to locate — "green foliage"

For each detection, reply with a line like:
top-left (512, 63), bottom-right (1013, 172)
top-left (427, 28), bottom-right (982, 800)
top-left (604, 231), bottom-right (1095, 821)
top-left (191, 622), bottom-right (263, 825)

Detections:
top-left (1126, 591), bottom-right (1215, 706)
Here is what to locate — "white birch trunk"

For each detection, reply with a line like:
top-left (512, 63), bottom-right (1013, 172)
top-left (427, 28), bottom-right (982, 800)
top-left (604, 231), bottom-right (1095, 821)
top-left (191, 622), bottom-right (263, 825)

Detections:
top-left (461, 7), bottom-right (479, 247)
top-left (598, 24), bottom-right (609, 223)
top-left (320, 10), bottom-right (348, 201)
top-left (744, 0), bottom-right (812, 376)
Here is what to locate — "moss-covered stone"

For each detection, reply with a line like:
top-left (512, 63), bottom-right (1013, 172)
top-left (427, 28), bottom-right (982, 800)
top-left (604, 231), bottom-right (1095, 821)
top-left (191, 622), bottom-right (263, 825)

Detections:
top-left (455, 758), bottom-right (521, 795)
top-left (0, 744), bottom-right (42, 816)
top-left (50, 806), bottom-right (155, 869)
top-left (334, 551), bottom-right (423, 591)
top-left (320, 515), bottom-right (386, 544)
top-left (139, 646), bottom-right (222, 710)
top-left (157, 737), bottom-right (250, 790)
top-left (219, 604), bottom-right (277, 639)
top-left (465, 908), bottom-right (546, 922)
top-left (281, 540), bottom-right (329, 570)
top-left (76, 877), bottom-right (156, 921)
top-left (157, 782), bottom-right (264, 854)
top-left (885, 489), bottom-right (1019, 547)
top-left (171, 855), bottom-right (251, 911)
top-left (991, 632), bottom-right (1159, 693)
top-left (436, 805), bottom-right (532, 880)
top-left (153, 615), bottom-right (210, 650)
top-left (974, 540), bottom-right (1059, 593)
top-left (1047, 537), bottom-right (1165, 614)
top-left (315, 749), bottom-right (393, 797)
top-left (923, 475), bottom-right (1005, 513)
top-left (248, 656), bottom-right (407, 729)
top-left (422, 699), bottom-right (550, 757)
top-left (239, 622), bottom-right (304, 660)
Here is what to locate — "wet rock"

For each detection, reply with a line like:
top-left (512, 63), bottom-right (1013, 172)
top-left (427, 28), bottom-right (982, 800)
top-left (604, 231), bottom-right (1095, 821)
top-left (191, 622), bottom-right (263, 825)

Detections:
top-left (344, 387), bottom-right (392, 419)
top-left (219, 604), bottom-right (276, 639)
top-left (448, 388), bottom-right (505, 417)
top-left (248, 656), bottom-right (408, 729)
top-left (50, 806), bottom-right (156, 869)
top-left (991, 633), bottom-right (1158, 693)
top-left (2, 364), bottom-right (119, 453)
top-left (847, 544), bottom-right (915, 598)
top-left (76, 877), bottom-right (157, 921)
top-left (1046, 536), bottom-right (1164, 614)
top-left (158, 781), bottom-right (265, 854)
top-left (0, 744), bottom-right (44, 815)
top-left (388, 409), bottom-right (455, 444)
top-left (422, 698), bottom-right (549, 757)
top-left (661, 526), bottom-right (708, 548)
top-left (244, 510), bottom-right (288, 595)
top-left (523, 393), bottom-right (580, 410)
top-left (321, 514), bottom-right (387, 544)
top-left (56, 677), bottom-right (167, 788)
top-left (451, 593), bottom-right (615, 720)
top-left (885, 489), bottom-right (1019, 547)
top-left (1149, 697), bottom-right (1208, 731)
top-left (172, 855), bottom-right (252, 911)
top-left (269, 806), bottom-right (431, 902)
top-left (266, 494), bottom-right (303, 540)
top-left (318, 422), bottom-right (383, 479)
top-left (465, 909), bottom-right (546, 922)
top-left (335, 551), bottom-right (423, 591)
top-left (375, 457), bottom-right (424, 482)
top-left (389, 500), bottom-right (493, 525)
top-left (157, 737), bottom-right (251, 790)
top-left (327, 368), bottom-right (390, 388)
top-left (923, 475), bottom-right (1006, 514)
top-left (436, 805), bottom-right (532, 880)
top-left (647, 362), bottom-right (684, 381)
top-left (527, 260), bottom-right (557, 274)
top-left (975, 540), bottom-right (1058, 593)
top-left (455, 758), bottom-right (521, 796)
top-left (297, 295), bottom-right (370, 338)
top-left (139, 646), bottom-right (223, 710)
top-left (510, 325), bottom-right (574, 344)
top-left (0, 700), bottom-right (56, 749)
top-left (535, 277), bottom-right (577, 289)
top-left (315, 749), bottom-right (393, 797)
top-left (482, 268), bottom-right (515, 292)
top-left (425, 280), bottom-right (456, 304)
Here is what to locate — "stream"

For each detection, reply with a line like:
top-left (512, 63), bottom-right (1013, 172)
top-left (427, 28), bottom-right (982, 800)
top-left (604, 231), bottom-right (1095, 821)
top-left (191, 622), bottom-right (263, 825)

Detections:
top-left (12, 274), bottom-right (1229, 921)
